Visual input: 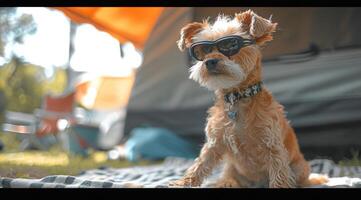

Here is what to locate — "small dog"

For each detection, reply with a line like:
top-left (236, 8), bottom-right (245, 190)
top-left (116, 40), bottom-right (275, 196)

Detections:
top-left (169, 10), bottom-right (327, 188)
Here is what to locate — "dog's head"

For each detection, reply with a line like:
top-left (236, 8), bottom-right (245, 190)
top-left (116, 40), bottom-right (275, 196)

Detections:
top-left (178, 10), bottom-right (277, 90)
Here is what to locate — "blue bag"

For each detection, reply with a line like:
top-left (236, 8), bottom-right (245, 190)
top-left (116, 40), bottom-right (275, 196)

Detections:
top-left (124, 127), bottom-right (199, 162)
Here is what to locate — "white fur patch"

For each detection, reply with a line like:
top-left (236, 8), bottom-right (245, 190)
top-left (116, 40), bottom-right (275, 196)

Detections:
top-left (193, 15), bottom-right (244, 42)
top-left (189, 62), bottom-right (203, 83)
top-left (189, 59), bottom-right (245, 90)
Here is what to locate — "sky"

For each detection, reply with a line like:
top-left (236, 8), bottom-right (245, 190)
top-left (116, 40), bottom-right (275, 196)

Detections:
top-left (2, 7), bottom-right (142, 77)
top-left (12, 7), bottom-right (70, 69)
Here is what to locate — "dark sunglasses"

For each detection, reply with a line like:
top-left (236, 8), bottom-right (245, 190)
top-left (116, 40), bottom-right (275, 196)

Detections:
top-left (189, 35), bottom-right (255, 61)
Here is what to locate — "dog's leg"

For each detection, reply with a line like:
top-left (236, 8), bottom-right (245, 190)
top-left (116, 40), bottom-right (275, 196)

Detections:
top-left (264, 136), bottom-right (297, 188)
top-left (267, 151), bottom-right (297, 188)
top-left (291, 155), bottom-right (329, 187)
top-left (168, 138), bottom-right (224, 187)
top-left (290, 154), bottom-right (311, 187)
top-left (211, 162), bottom-right (252, 188)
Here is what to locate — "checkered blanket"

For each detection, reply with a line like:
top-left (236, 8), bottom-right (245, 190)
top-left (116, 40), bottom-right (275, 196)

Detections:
top-left (1, 158), bottom-right (361, 188)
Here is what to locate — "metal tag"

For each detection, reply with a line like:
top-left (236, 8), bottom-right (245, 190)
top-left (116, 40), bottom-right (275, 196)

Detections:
top-left (227, 111), bottom-right (237, 120)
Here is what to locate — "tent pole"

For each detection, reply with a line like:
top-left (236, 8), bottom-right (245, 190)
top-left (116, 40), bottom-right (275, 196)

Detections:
top-left (65, 21), bottom-right (76, 92)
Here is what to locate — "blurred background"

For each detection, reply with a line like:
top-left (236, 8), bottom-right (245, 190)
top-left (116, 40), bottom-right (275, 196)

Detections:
top-left (0, 7), bottom-right (361, 178)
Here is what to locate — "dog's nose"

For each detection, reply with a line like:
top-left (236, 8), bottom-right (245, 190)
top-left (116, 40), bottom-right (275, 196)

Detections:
top-left (205, 58), bottom-right (220, 71)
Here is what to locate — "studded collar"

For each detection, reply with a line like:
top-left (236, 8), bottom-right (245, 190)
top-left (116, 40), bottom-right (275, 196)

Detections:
top-left (224, 81), bottom-right (263, 105)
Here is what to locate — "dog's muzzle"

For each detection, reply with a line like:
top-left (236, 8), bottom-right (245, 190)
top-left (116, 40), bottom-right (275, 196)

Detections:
top-left (205, 58), bottom-right (220, 73)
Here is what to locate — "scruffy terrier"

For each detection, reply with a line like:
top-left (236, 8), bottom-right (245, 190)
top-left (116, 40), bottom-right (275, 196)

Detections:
top-left (169, 10), bottom-right (328, 188)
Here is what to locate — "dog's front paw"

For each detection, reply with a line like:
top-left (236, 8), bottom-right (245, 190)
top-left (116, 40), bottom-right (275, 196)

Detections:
top-left (168, 177), bottom-right (201, 188)
top-left (212, 178), bottom-right (240, 188)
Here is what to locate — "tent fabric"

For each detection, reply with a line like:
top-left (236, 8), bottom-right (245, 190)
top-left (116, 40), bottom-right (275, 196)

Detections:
top-left (194, 7), bottom-right (361, 60)
top-left (263, 47), bottom-right (361, 128)
top-left (124, 7), bottom-right (361, 160)
top-left (127, 7), bottom-right (361, 111)
top-left (125, 47), bottom-right (361, 148)
top-left (54, 7), bottom-right (164, 49)
top-left (127, 7), bottom-right (212, 111)
top-left (51, 7), bottom-right (361, 159)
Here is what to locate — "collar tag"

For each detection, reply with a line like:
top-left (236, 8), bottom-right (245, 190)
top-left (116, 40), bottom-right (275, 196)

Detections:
top-left (227, 111), bottom-right (237, 120)
top-left (224, 81), bottom-right (263, 120)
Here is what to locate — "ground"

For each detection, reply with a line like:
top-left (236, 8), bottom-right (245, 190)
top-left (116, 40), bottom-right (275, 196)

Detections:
top-left (0, 132), bottom-right (156, 179)
top-left (0, 131), bottom-right (360, 179)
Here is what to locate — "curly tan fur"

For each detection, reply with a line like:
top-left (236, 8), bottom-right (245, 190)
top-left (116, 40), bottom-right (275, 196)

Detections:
top-left (169, 10), bottom-right (328, 188)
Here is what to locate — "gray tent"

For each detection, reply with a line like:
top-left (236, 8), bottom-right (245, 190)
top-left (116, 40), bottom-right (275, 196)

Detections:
top-left (123, 7), bottom-right (361, 161)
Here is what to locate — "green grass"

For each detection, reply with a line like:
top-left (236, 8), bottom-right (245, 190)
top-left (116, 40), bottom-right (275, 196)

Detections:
top-left (338, 149), bottom-right (361, 167)
top-left (0, 132), bottom-right (157, 179)
top-left (1, 131), bottom-right (361, 179)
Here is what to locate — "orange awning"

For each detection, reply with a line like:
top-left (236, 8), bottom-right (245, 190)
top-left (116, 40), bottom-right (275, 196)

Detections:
top-left (54, 7), bottom-right (164, 50)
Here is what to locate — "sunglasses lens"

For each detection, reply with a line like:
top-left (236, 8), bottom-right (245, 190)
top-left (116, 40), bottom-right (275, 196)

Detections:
top-left (217, 38), bottom-right (241, 56)
top-left (189, 36), bottom-right (253, 61)
top-left (191, 44), bottom-right (213, 61)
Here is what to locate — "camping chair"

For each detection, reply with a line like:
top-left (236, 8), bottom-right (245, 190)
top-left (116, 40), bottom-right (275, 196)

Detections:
top-left (2, 91), bottom-right (77, 150)
top-left (64, 75), bottom-right (134, 155)
top-left (2, 75), bottom-right (131, 154)
top-left (34, 91), bottom-right (76, 137)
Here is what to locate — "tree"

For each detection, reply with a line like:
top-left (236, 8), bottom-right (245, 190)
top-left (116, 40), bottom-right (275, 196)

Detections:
top-left (0, 56), bottom-right (43, 113)
top-left (0, 56), bottom-right (67, 114)
top-left (0, 8), bottom-right (37, 117)
top-left (0, 8), bottom-right (66, 115)
top-left (0, 8), bottom-right (37, 58)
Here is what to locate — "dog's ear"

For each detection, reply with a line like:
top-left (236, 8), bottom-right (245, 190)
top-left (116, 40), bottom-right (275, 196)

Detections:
top-left (236, 10), bottom-right (277, 45)
top-left (177, 22), bottom-right (204, 51)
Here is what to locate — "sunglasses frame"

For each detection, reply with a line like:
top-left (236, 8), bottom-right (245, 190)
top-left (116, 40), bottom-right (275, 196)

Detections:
top-left (189, 35), bottom-right (255, 61)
